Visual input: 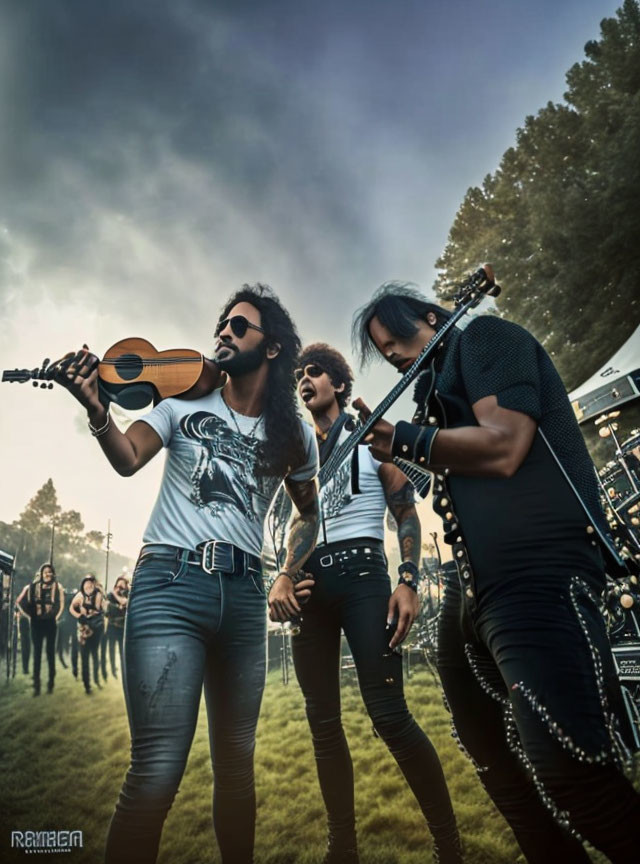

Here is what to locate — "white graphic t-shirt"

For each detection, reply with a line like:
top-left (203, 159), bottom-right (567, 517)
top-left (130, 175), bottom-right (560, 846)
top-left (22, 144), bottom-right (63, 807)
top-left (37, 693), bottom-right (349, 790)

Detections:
top-left (318, 426), bottom-right (387, 546)
top-left (141, 389), bottom-right (318, 557)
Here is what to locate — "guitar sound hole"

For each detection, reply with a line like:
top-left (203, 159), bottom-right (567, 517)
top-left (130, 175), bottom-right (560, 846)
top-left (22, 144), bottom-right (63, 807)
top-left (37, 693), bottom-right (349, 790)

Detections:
top-left (115, 353), bottom-right (143, 381)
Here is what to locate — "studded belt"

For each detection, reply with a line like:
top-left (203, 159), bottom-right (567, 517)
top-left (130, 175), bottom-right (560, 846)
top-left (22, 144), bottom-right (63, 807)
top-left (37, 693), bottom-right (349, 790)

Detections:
top-left (311, 538), bottom-right (385, 569)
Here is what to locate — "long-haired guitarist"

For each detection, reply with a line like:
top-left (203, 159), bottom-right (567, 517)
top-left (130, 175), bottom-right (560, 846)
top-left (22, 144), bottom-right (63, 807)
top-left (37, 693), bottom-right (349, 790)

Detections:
top-left (55, 284), bottom-right (320, 864)
top-left (290, 342), bottom-right (462, 864)
top-left (352, 282), bottom-right (640, 864)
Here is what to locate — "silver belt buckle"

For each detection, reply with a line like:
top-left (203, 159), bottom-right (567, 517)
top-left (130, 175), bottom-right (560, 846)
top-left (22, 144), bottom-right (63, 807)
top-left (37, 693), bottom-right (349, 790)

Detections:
top-left (319, 554), bottom-right (333, 568)
top-left (200, 540), bottom-right (234, 574)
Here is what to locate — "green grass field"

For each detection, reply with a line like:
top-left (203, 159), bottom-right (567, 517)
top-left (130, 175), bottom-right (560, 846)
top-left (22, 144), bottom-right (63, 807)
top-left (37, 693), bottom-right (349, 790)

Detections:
top-left (0, 658), bottom-right (618, 864)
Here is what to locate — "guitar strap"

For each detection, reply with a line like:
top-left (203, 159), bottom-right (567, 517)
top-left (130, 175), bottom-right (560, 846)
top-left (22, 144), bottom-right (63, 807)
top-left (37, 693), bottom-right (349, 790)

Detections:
top-left (317, 413), bottom-right (361, 545)
top-left (318, 412), bottom-right (350, 468)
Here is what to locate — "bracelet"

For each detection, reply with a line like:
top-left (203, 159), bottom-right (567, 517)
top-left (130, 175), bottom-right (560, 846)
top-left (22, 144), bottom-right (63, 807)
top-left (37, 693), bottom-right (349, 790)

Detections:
top-left (88, 412), bottom-right (111, 438)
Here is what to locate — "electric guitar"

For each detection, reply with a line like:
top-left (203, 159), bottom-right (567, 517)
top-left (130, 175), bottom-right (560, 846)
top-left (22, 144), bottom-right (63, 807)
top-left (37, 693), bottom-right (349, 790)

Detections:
top-left (318, 264), bottom-right (500, 494)
top-left (266, 265), bottom-right (500, 568)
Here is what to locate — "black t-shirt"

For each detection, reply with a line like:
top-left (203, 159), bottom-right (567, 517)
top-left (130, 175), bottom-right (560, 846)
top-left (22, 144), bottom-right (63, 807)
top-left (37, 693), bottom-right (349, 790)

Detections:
top-left (449, 434), bottom-right (603, 600)
top-left (429, 316), bottom-right (607, 595)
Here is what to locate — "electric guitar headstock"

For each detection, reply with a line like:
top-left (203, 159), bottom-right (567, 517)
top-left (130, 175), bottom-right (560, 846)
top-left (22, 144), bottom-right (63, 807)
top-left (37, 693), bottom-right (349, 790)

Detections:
top-left (449, 263), bottom-right (501, 308)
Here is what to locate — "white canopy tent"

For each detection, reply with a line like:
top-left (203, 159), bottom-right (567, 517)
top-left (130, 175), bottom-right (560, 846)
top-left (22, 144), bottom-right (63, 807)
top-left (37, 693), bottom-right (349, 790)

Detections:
top-left (569, 324), bottom-right (640, 423)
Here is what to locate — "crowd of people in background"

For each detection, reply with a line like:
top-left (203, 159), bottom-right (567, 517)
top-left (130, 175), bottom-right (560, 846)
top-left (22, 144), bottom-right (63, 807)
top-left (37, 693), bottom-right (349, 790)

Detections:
top-left (14, 563), bottom-right (129, 696)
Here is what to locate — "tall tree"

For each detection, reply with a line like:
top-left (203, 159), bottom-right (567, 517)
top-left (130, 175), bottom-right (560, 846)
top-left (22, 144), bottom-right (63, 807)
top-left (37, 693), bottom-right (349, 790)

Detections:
top-left (17, 478), bottom-right (60, 534)
top-left (435, 0), bottom-right (640, 391)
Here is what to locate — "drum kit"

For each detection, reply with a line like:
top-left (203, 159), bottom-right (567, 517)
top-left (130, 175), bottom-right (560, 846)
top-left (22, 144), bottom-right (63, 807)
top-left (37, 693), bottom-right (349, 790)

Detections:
top-left (604, 574), bottom-right (640, 750)
top-left (595, 413), bottom-right (640, 748)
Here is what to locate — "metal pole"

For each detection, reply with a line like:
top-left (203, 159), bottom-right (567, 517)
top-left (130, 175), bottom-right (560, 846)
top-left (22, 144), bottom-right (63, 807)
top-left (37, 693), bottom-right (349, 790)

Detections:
top-left (280, 625), bottom-right (289, 685)
top-left (105, 520), bottom-right (112, 594)
top-left (4, 553), bottom-right (16, 682)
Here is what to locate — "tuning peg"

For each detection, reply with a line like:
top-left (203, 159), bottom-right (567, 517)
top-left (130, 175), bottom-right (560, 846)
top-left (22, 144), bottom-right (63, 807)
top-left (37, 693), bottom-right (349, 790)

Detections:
top-left (40, 382), bottom-right (48, 388)
top-left (48, 383), bottom-right (53, 389)
top-left (32, 381), bottom-right (38, 387)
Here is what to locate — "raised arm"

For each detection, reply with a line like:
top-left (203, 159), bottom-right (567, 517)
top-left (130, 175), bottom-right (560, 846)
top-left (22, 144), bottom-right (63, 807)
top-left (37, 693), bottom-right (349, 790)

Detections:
top-left (55, 348), bottom-right (164, 476)
top-left (267, 477), bottom-right (320, 623)
top-left (355, 396), bottom-right (536, 478)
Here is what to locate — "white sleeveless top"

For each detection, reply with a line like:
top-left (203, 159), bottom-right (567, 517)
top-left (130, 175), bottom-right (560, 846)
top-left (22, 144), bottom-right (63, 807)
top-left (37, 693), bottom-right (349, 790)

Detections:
top-left (318, 426), bottom-right (386, 546)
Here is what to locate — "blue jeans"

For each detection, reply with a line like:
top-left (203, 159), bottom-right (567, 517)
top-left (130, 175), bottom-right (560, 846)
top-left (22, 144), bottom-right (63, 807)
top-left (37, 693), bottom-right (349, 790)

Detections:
top-left (104, 547), bottom-right (267, 864)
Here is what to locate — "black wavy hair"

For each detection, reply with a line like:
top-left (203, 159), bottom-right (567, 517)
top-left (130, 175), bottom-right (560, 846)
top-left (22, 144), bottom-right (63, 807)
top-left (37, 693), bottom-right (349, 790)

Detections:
top-left (299, 343), bottom-right (353, 410)
top-left (35, 562), bottom-right (56, 581)
top-left (217, 283), bottom-right (306, 477)
top-left (351, 282), bottom-right (452, 368)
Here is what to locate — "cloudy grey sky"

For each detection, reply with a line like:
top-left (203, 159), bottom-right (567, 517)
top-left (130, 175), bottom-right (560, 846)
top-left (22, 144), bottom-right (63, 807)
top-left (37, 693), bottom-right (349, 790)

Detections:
top-left (0, 0), bottom-right (620, 558)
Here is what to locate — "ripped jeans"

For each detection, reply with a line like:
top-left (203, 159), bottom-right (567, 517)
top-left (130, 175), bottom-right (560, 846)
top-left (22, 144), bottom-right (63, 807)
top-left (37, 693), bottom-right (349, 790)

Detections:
top-left (104, 545), bottom-right (267, 864)
top-left (292, 539), bottom-right (460, 857)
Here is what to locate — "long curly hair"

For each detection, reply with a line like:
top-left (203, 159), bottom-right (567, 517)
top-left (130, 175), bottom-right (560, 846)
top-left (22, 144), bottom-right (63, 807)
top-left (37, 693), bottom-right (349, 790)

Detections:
top-left (299, 343), bottom-right (353, 410)
top-left (217, 284), bottom-right (306, 477)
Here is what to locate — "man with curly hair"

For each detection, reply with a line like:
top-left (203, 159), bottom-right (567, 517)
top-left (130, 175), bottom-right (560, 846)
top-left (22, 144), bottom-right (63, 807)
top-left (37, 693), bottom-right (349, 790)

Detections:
top-left (56, 285), bottom-right (320, 864)
top-left (292, 342), bottom-right (461, 864)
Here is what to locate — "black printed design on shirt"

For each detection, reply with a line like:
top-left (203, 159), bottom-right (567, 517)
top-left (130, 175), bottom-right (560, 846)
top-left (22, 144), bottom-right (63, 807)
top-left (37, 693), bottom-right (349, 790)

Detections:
top-left (179, 411), bottom-right (278, 521)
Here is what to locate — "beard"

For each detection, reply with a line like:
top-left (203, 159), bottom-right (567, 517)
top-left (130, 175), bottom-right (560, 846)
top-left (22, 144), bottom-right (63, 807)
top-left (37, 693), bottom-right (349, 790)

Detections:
top-left (215, 341), bottom-right (267, 377)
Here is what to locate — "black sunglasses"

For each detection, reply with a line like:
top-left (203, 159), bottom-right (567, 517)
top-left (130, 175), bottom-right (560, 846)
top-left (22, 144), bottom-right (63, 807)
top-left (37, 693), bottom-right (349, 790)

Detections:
top-left (215, 315), bottom-right (265, 339)
top-left (294, 363), bottom-right (326, 382)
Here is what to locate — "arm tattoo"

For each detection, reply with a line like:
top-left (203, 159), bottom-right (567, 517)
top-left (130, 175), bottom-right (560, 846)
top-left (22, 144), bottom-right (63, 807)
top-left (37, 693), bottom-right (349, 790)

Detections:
top-left (283, 481), bottom-right (320, 577)
top-left (397, 511), bottom-right (421, 566)
top-left (385, 480), bottom-right (421, 566)
top-left (386, 480), bottom-right (415, 510)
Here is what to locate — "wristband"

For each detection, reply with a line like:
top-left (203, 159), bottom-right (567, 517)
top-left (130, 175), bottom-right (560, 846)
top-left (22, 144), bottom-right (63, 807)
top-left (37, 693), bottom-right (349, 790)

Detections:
top-left (392, 421), bottom-right (439, 465)
top-left (398, 561), bottom-right (421, 593)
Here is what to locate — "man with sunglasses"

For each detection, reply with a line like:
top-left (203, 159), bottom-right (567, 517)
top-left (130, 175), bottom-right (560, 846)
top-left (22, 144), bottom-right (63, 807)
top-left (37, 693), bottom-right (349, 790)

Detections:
top-left (292, 343), bottom-right (461, 864)
top-left (56, 284), bottom-right (320, 864)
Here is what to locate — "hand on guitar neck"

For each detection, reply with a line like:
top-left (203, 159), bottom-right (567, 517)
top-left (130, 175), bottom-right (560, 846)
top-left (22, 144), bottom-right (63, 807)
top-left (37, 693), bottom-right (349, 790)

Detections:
top-left (352, 396), bottom-right (395, 462)
top-left (54, 345), bottom-right (105, 423)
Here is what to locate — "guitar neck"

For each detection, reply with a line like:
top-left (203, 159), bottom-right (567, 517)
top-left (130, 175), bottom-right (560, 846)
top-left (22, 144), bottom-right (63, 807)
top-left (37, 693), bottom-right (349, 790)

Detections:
top-left (319, 295), bottom-right (476, 486)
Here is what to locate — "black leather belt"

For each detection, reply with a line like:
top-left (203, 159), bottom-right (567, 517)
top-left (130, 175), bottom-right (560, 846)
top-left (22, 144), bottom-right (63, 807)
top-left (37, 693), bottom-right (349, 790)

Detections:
top-left (139, 541), bottom-right (261, 575)
top-left (311, 538), bottom-right (384, 569)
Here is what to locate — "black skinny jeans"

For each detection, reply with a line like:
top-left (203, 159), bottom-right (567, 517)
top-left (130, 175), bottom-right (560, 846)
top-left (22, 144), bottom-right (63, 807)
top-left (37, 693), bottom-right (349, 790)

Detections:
top-left (31, 617), bottom-right (56, 688)
top-left (292, 540), bottom-right (459, 854)
top-left (437, 570), bottom-right (640, 864)
top-left (105, 547), bottom-right (266, 864)
top-left (106, 623), bottom-right (124, 677)
top-left (80, 628), bottom-right (102, 691)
